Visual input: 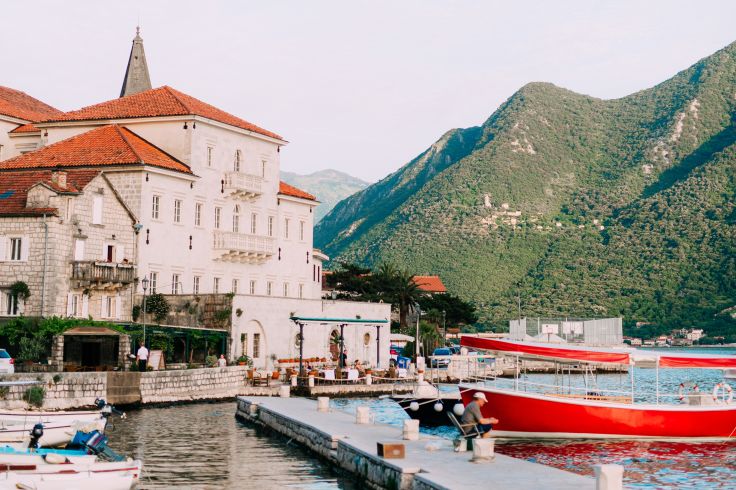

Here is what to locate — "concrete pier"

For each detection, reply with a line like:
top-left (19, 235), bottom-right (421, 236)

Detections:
top-left (235, 396), bottom-right (593, 489)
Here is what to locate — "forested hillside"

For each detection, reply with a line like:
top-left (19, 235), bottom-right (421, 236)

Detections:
top-left (315, 41), bottom-right (736, 335)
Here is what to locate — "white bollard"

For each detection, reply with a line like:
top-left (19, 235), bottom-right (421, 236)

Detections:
top-left (317, 397), bottom-right (330, 412)
top-left (416, 373), bottom-right (424, 383)
top-left (356, 406), bottom-right (371, 424)
top-left (471, 438), bottom-right (495, 462)
top-left (365, 373), bottom-right (372, 385)
top-left (308, 375), bottom-right (315, 388)
top-left (594, 464), bottom-right (624, 490)
top-left (279, 385), bottom-right (290, 398)
top-left (290, 374), bottom-right (297, 387)
top-left (403, 419), bottom-right (419, 440)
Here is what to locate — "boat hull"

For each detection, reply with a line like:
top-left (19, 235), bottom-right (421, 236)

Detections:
top-left (0, 410), bottom-right (101, 425)
top-left (461, 385), bottom-right (736, 440)
top-left (391, 396), bottom-right (462, 426)
top-left (0, 418), bottom-right (106, 446)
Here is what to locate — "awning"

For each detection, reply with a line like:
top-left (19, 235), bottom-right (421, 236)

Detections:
top-left (290, 316), bottom-right (388, 324)
top-left (460, 336), bottom-right (632, 364)
top-left (63, 326), bottom-right (121, 336)
top-left (390, 333), bottom-right (415, 342)
top-left (658, 354), bottom-right (736, 369)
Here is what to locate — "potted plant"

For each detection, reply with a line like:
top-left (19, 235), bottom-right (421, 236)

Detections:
top-left (237, 355), bottom-right (252, 367)
top-left (270, 354), bottom-right (280, 379)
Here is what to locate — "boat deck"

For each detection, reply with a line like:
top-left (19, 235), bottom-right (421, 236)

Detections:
top-left (236, 395), bottom-right (593, 489)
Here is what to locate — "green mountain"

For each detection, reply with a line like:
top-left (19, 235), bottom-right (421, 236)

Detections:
top-left (281, 169), bottom-right (369, 222)
top-left (315, 41), bottom-right (736, 334)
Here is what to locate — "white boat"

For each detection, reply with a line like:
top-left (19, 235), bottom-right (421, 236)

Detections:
top-left (0, 470), bottom-right (137, 490)
top-left (725, 369), bottom-right (736, 379)
top-left (0, 409), bottom-right (102, 425)
top-left (0, 447), bottom-right (97, 465)
top-left (0, 418), bottom-right (106, 447)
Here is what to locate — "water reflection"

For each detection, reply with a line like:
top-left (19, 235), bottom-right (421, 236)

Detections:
top-left (105, 402), bottom-right (353, 489)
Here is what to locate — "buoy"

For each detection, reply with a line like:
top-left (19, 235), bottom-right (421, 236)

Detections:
top-left (409, 401), bottom-right (420, 411)
top-left (433, 401), bottom-right (443, 412)
top-left (453, 403), bottom-right (464, 416)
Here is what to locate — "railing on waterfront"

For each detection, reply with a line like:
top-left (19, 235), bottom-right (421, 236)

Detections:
top-left (223, 171), bottom-right (263, 199)
top-left (71, 261), bottom-right (136, 284)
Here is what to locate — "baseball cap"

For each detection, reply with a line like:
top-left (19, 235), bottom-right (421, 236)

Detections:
top-left (473, 392), bottom-right (488, 401)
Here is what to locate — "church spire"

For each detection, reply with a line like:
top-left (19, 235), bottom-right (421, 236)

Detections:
top-left (119, 26), bottom-right (152, 97)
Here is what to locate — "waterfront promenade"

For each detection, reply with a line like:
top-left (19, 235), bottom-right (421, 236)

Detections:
top-left (236, 395), bottom-right (594, 489)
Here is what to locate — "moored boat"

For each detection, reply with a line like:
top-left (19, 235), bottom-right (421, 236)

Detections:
top-left (459, 336), bottom-right (736, 440)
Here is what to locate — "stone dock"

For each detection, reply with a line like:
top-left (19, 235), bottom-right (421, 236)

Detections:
top-left (235, 395), bottom-right (596, 490)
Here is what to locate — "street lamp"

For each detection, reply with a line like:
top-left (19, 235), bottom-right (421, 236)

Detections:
top-left (442, 310), bottom-right (447, 346)
top-left (141, 276), bottom-right (149, 346)
top-left (414, 304), bottom-right (422, 361)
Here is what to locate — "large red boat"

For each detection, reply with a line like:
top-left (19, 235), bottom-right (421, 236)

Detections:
top-left (459, 336), bottom-right (736, 440)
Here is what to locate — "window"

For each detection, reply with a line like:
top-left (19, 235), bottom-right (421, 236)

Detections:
top-left (102, 296), bottom-right (113, 318)
top-left (232, 205), bottom-right (240, 233)
top-left (174, 199), bottom-right (182, 223)
top-left (5, 292), bottom-right (19, 316)
top-left (195, 203), bottom-right (203, 227)
top-left (266, 281), bottom-right (273, 296)
top-left (9, 238), bottom-right (22, 261)
top-left (250, 213), bottom-right (257, 234)
top-left (193, 276), bottom-right (201, 295)
top-left (172, 274), bottom-right (180, 294)
top-left (299, 221), bottom-right (305, 241)
top-left (105, 244), bottom-right (114, 262)
top-left (70, 295), bottom-right (79, 317)
top-left (249, 280), bottom-right (256, 295)
top-left (234, 150), bottom-right (241, 172)
top-left (74, 239), bottom-right (85, 261)
top-left (149, 272), bottom-right (158, 294)
top-left (213, 277), bottom-right (220, 294)
top-left (253, 333), bottom-right (261, 358)
top-left (152, 195), bottom-right (160, 219)
top-left (261, 160), bottom-right (267, 178)
top-left (232, 279), bottom-right (239, 294)
top-left (268, 216), bottom-right (274, 237)
top-left (207, 147), bottom-right (213, 167)
top-left (92, 195), bottom-right (103, 224)
top-left (298, 284), bottom-right (304, 299)
top-left (65, 198), bottom-right (73, 222)
top-left (214, 207), bottom-right (222, 229)
top-left (241, 333), bottom-right (248, 358)
top-left (284, 218), bottom-right (290, 239)
top-left (283, 283), bottom-right (289, 297)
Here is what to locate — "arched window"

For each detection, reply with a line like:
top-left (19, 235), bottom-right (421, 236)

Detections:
top-left (232, 205), bottom-right (240, 233)
top-left (363, 333), bottom-right (371, 346)
top-left (234, 150), bottom-right (241, 172)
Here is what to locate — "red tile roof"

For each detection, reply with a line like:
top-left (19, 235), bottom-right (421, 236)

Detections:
top-left (9, 123), bottom-right (40, 134)
top-left (0, 125), bottom-right (192, 174)
top-left (0, 86), bottom-right (62, 122)
top-left (0, 169), bottom-right (100, 217)
top-left (412, 275), bottom-right (447, 293)
top-left (279, 181), bottom-right (316, 201)
top-left (45, 86), bottom-right (283, 141)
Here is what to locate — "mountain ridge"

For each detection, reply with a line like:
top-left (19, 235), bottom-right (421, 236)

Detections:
top-left (281, 169), bottom-right (369, 222)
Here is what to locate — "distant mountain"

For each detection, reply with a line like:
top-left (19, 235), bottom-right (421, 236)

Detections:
top-left (281, 169), bottom-right (369, 222)
top-left (316, 41), bottom-right (736, 335)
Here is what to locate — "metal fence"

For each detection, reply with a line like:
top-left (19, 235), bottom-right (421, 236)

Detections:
top-left (509, 317), bottom-right (622, 346)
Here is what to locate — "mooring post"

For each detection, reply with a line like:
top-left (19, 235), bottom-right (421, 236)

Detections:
top-left (594, 464), bottom-right (624, 490)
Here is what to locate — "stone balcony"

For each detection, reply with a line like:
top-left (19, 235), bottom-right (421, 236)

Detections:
top-left (223, 171), bottom-right (263, 200)
top-left (71, 261), bottom-right (136, 289)
top-left (212, 230), bottom-right (275, 263)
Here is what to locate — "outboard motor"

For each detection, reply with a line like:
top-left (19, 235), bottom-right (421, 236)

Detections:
top-left (28, 423), bottom-right (44, 450)
top-left (95, 398), bottom-right (126, 419)
top-left (67, 430), bottom-right (125, 462)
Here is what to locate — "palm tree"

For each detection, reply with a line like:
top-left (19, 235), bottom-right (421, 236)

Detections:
top-left (376, 264), bottom-right (423, 332)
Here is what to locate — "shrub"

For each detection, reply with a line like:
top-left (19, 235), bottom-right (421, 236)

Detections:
top-left (205, 355), bottom-right (218, 367)
top-left (23, 386), bottom-right (45, 408)
top-left (9, 281), bottom-right (31, 300)
top-left (52, 374), bottom-right (62, 384)
top-left (132, 305), bottom-right (141, 322)
top-left (144, 294), bottom-right (170, 323)
top-left (17, 336), bottom-right (46, 363)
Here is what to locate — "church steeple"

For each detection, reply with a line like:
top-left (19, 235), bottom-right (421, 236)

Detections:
top-left (120, 26), bottom-right (152, 97)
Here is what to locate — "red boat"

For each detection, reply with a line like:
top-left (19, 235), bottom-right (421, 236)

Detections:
top-left (459, 336), bottom-right (736, 440)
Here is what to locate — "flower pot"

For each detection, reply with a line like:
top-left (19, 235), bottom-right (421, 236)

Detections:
top-left (272, 370), bottom-right (280, 380)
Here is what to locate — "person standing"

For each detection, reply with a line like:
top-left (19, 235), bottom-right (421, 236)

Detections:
top-left (460, 392), bottom-right (499, 438)
top-left (136, 341), bottom-right (149, 372)
top-left (218, 354), bottom-right (227, 368)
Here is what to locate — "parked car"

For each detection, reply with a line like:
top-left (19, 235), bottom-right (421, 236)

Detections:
top-left (430, 348), bottom-right (451, 368)
top-left (0, 349), bottom-right (14, 374)
top-left (449, 345), bottom-right (461, 355)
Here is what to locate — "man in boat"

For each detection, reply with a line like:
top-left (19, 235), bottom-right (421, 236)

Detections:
top-left (461, 392), bottom-right (499, 438)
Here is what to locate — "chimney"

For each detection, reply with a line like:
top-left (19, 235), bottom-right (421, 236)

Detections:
top-left (51, 170), bottom-right (67, 189)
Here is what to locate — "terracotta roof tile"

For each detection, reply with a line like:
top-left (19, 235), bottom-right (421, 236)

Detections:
top-left (46, 86), bottom-right (283, 141)
top-left (411, 275), bottom-right (447, 293)
top-left (10, 123), bottom-right (40, 134)
top-left (279, 181), bottom-right (316, 201)
top-left (0, 86), bottom-right (62, 122)
top-left (0, 169), bottom-right (100, 217)
top-left (0, 125), bottom-right (192, 174)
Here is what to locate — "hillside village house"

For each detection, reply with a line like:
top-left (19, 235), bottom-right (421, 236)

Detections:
top-left (0, 29), bottom-right (390, 369)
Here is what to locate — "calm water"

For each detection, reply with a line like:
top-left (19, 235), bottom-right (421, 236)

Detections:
top-left (105, 402), bottom-right (354, 489)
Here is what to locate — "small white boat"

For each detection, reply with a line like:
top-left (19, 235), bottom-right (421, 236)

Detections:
top-left (0, 470), bottom-right (137, 490)
top-left (0, 409), bottom-right (103, 426)
top-left (0, 418), bottom-right (106, 447)
top-left (725, 369), bottom-right (736, 379)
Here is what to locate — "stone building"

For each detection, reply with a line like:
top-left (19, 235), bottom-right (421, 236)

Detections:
top-left (0, 28), bottom-right (390, 368)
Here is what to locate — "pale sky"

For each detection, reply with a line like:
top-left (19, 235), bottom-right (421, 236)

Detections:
top-left (1, 1), bottom-right (735, 182)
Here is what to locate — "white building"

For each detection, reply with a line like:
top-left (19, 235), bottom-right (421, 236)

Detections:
top-left (0, 29), bottom-right (390, 368)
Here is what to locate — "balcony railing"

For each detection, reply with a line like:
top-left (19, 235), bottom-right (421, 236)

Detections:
top-left (71, 261), bottom-right (136, 286)
top-left (213, 231), bottom-right (275, 263)
top-left (223, 172), bottom-right (263, 200)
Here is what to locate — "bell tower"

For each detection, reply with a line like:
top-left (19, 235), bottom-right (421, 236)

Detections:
top-left (119, 26), bottom-right (152, 97)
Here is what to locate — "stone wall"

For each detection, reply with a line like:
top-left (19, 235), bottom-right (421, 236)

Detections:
top-left (140, 366), bottom-right (247, 403)
top-left (0, 372), bottom-right (106, 410)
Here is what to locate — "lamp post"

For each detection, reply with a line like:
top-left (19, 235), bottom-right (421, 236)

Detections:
top-left (415, 305), bottom-right (422, 361)
top-left (141, 276), bottom-right (149, 346)
top-left (442, 310), bottom-right (447, 346)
